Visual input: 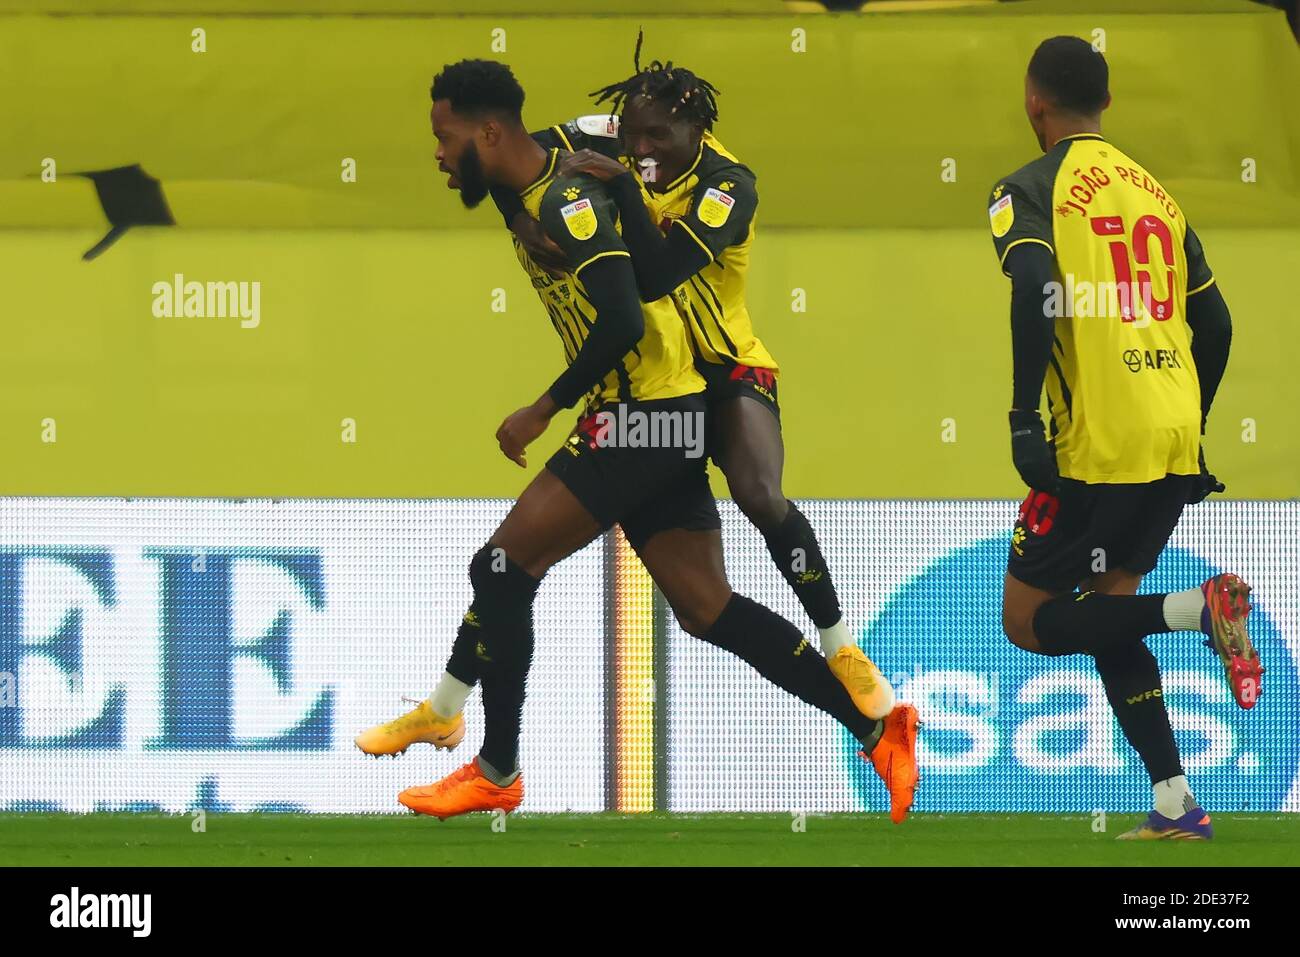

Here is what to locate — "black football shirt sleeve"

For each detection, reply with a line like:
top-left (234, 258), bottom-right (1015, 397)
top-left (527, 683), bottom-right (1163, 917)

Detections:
top-left (676, 168), bottom-right (758, 262)
top-left (538, 181), bottom-right (643, 409)
top-left (1005, 243), bottom-right (1059, 412)
top-left (605, 173), bottom-right (711, 302)
top-left (1182, 225), bottom-right (1230, 427)
top-left (1184, 224), bottom-right (1215, 295)
top-left (489, 184), bottom-right (526, 229)
top-left (538, 178), bottom-right (630, 275)
top-left (988, 179), bottom-right (1055, 278)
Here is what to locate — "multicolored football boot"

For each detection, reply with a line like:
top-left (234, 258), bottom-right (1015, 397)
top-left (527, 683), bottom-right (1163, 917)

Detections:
top-left (1200, 573), bottom-right (1263, 709)
top-left (1117, 807), bottom-right (1214, 841)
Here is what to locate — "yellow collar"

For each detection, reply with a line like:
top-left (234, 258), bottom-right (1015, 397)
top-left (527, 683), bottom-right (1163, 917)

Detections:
top-left (520, 148), bottom-right (559, 199)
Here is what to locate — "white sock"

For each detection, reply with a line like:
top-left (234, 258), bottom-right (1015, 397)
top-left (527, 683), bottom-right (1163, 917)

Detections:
top-left (1153, 775), bottom-right (1196, 819)
top-left (428, 674), bottom-right (472, 719)
top-left (818, 618), bottom-right (854, 656)
top-left (1162, 588), bottom-right (1205, 631)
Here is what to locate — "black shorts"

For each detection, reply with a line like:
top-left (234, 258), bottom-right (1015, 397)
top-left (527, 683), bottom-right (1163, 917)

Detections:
top-left (544, 394), bottom-right (720, 552)
top-left (1007, 474), bottom-right (1195, 593)
top-left (696, 358), bottom-right (781, 422)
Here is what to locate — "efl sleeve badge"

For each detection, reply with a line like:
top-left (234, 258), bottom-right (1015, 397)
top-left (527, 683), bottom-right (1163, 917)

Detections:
top-left (989, 193), bottom-right (1014, 238)
top-left (696, 187), bottom-right (736, 228)
top-left (560, 198), bottom-right (597, 240)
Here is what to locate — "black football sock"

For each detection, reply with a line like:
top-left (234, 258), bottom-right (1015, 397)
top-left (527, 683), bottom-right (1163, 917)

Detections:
top-left (762, 501), bottom-right (844, 629)
top-left (444, 607), bottom-right (484, 687)
top-left (1094, 642), bottom-right (1183, 785)
top-left (858, 716), bottom-right (886, 755)
top-left (463, 545), bottom-right (541, 775)
top-left (702, 593), bottom-right (880, 747)
top-left (476, 754), bottom-right (521, 787)
top-left (1033, 591), bottom-right (1170, 657)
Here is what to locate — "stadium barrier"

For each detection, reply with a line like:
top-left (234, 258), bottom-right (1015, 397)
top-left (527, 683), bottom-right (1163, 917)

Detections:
top-left (1, 498), bottom-right (1295, 813)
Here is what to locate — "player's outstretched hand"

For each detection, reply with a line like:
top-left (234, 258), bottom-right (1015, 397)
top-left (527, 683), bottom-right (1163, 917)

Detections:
top-left (510, 211), bottom-right (567, 277)
top-left (496, 398), bottom-right (555, 469)
top-left (1009, 409), bottom-right (1059, 494)
top-left (1188, 446), bottom-right (1226, 504)
top-left (557, 148), bottom-right (630, 183)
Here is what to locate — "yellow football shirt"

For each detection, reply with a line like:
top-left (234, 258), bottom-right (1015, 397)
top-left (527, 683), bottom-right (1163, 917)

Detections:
top-left (637, 133), bottom-right (778, 373)
top-left (989, 134), bottom-right (1214, 484)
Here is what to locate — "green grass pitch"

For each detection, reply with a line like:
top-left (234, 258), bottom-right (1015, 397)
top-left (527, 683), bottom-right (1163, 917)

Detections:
top-left (3, 813), bottom-right (1297, 866)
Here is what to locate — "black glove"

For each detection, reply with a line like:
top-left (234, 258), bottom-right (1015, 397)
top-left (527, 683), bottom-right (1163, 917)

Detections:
top-left (1009, 409), bottom-right (1059, 493)
top-left (1187, 446), bottom-right (1226, 504)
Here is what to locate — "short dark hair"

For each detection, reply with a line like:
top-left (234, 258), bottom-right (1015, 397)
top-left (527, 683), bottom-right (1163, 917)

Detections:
top-left (1028, 36), bottom-right (1109, 114)
top-left (430, 59), bottom-right (525, 122)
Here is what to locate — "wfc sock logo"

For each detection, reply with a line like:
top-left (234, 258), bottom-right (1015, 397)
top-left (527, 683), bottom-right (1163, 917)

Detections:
top-left (1125, 688), bottom-right (1163, 705)
top-left (50, 887), bottom-right (151, 937)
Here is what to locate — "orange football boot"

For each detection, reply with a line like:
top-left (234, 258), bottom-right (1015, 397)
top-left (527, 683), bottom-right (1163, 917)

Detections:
top-left (398, 758), bottom-right (523, 820)
top-left (862, 703), bottom-right (920, 824)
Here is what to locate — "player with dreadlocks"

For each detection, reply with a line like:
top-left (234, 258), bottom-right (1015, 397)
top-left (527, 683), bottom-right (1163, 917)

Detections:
top-left (352, 58), bottom-right (920, 826)
top-left (475, 42), bottom-right (917, 820)
top-left (546, 42), bottom-right (912, 746)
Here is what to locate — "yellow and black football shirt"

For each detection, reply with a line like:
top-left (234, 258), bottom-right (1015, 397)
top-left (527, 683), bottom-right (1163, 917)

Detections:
top-left (516, 148), bottom-right (704, 412)
top-left (636, 133), bottom-right (778, 372)
top-left (989, 134), bottom-right (1215, 485)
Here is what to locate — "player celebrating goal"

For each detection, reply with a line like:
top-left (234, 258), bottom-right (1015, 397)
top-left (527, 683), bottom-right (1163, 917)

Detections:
top-left (991, 37), bottom-right (1263, 840)
top-left (354, 59), bottom-right (918, 824)
top-left (495, 37), bottom-right (896, 723)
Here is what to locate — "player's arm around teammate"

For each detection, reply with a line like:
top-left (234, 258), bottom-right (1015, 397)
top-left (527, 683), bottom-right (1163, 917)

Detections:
top-left (355, 60), bottom-right (920, 824)
top-left (545, 60), bottom-right (895, 718)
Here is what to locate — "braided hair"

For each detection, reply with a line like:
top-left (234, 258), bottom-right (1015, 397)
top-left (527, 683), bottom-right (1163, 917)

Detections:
top-left (589, 31), bottom-right (720, 130)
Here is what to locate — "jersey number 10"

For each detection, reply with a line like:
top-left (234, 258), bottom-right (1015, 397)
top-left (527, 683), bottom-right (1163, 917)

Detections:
top-left (1090, 215), bottom-right (1175, 323)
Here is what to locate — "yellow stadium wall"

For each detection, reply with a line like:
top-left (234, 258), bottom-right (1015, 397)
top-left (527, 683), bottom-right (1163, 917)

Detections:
top-left (2, 3), bottom-right (1297, 499)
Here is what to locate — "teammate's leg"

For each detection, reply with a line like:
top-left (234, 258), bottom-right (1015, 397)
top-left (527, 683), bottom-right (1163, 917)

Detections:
top-left (1084, 567), bottom-right (1210, 837)
top-left (637, 527), bottom-right (876, 739)
top-left (359, 469), bottom-right (600, 816)
top-left (1003, 567), bottom-right (1212, 838)
top-left (468, 471), bottom-right (603, 782)
top-left (437, 467), bottom-right (603, 715)
top-left (1004, 566), bottom-right (1256, 690)
top-left (1004, 479), bottom-right (1261, 709)
top-left (711, 395), bottom-right (841, 633)
top-left (1002, 569), bottom-right (1168, 656)
top-left (635, 526), bottom-right (918, 823)
top-left (711, 394), bottom-right (893, 718)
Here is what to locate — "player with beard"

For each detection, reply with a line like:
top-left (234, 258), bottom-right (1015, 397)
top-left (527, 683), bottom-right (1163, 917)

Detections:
top-left (483, 41), bottom-right (897, 728)
top-left (354, 59), bottom-right (919, 824)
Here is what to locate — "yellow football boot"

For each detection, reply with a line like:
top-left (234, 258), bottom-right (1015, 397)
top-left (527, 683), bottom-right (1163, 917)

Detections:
top-left (354, 698), bottom-right (464, 757)
top-left (828, 646), bottom-right (895, 719)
